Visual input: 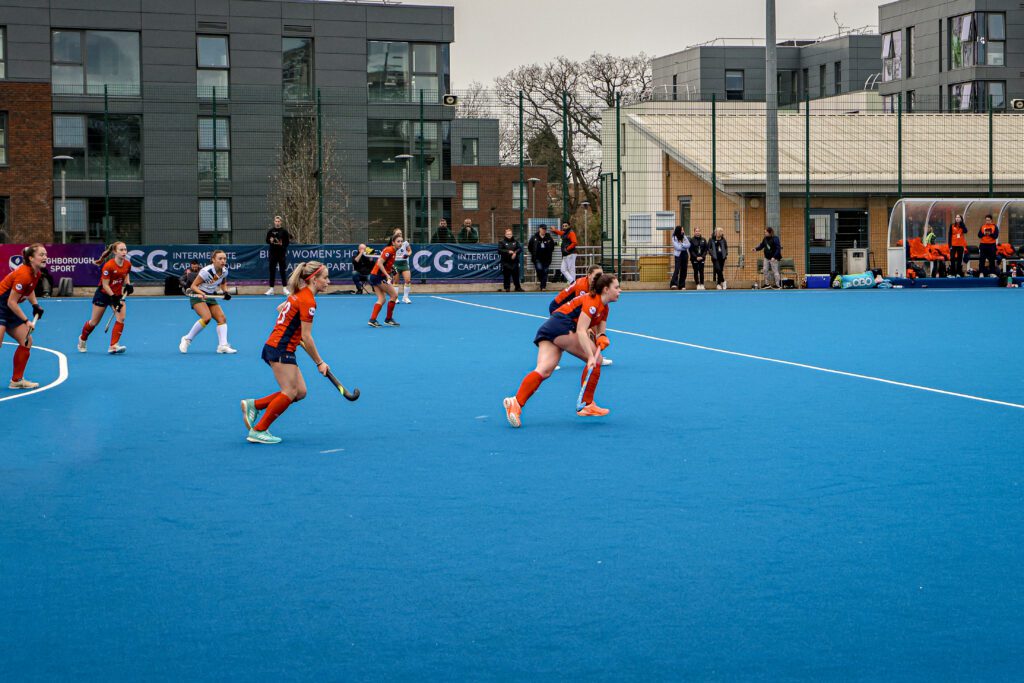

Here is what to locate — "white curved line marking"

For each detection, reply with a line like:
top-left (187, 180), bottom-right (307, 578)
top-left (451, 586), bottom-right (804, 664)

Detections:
top-left (0, 341), bottom-right (70, 403)
top-left (431, 295), bottom-right (1024, 411)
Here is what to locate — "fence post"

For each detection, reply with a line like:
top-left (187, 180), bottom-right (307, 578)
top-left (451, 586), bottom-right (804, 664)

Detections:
top-left (317, 88), bottom-right (324, 243)
top-left (519, 90), bottom-right (525, 247)
top-left (711, 93), bottom-right (717, 233)
top-left (988, 95), bottom-right (994, 198)
top-left (562, 91), bottom-right (570, 226)
top-left (615, 92), bottom-right (622, 280)
top-left (212, 86), bottom-right (219, 244)
top-left (104, 84), bottom-right (111, 243)
top-left (419, 90), bottom-right (425, 244)
top-left (897, 92), bottom-right (903, 199)
top-left (804, 91), bottom-right (810, 277)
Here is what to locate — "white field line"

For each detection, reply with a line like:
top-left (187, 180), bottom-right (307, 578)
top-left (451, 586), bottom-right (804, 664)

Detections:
top-left (0, 342), bottom-right (70, 403)
top-left (431, 295), bottom-right (1024, 411)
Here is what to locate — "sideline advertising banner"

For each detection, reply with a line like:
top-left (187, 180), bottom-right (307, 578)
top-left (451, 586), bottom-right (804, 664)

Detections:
top-left (1, 243), bottom-right (502, 285)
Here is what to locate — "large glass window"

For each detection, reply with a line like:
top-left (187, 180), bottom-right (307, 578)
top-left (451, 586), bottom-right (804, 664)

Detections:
top-left (949, 13), bottom-right (1004, 69)
top-left (462, 182), bottom-right (479, 210)
top-left (367, 119), bottom-right (443, 181)
top-left (367, 41), bottom-right (447, 102)
top-left (0, 112), bottom-right (6, 165)
top-left (283, 37), bottom-right (313, 101)
top-left (461, 137), bottom-right (479, 165)
top-left (52, 197), bottom-right (142, 243)
top-left (198, 117), bottom-right (230, 181)
top-left (882, 30), bottom-right (902, 82)
top-left (0, 27), bottom-right (6, 79)
top-left (724, 70), bottom-right (743, 100)
top-left (950, 81), bottom-right (1005, 112)
top-left (52, 114), bottom-right (142, 179)
top-left (199, 199), bottom-right (231, 237)
top-left (512, 182), bottom-right (528, 210)
top-left (197, 35), bottom-right (229, 99)
top-left (51, 30), bottom-right (140, 96)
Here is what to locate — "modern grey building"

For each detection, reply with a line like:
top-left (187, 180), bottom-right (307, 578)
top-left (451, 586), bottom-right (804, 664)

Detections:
top-left (652, 32), bottom-right (883, 106)
top-left (0, 0), bottom-right (457, 243)
top-left (877, 0), bottom-right (1021, 111)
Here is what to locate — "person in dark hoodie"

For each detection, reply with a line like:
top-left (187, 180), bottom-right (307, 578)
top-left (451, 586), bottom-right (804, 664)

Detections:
top-left (689, 226), bottom-right (708, 290)
top-left (753, 227), bottom-right (783, 289)
top-left (978, 213), bottom-right (999, 277)
top-left (709, 227), bottom-right (729, 290)
top-left (528, 224), bottom-right (556, 291)
top-left (498, 227), bottom-right (524, 292)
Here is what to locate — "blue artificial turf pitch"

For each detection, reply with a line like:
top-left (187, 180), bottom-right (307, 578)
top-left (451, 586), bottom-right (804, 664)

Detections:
top-left (1, 289), bottom-right (1022, 679)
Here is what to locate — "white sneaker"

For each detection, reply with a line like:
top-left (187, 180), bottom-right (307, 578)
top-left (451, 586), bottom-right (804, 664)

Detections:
top-left (716, 284), bottom-right (722, 290)
top-left (107, 344), bottom-right (126, 354)
top-left (723, 282), bottom-right (728, 290)
top-left (554, 365), bottom-right (561, 371)
top-left (264, 288), bottom-right (275, 296)
top-left (9, 378), bottom-right (40, 390)
top-left (179, 336), bottom-right (191, 354)
top-left (284, 287), bottom-right (291, 295)
top-left (217, 344), bottom-right (238, 354)
top-left (77, 338), bottom-right (87, 353)
top-left (402, 297), bottom-right (412, 304)
top-left (601, 357), bottom-right (613, 366)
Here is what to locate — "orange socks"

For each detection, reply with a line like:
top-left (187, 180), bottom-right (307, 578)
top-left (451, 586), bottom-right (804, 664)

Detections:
top-left (581, 365), bottom-right (601, 404)
top-left (371, 303), bottom-right (382, 321)
top-left (386, 300), bottom-right (396, 318)
top-left (515, 371), bottom-right (545, 407)
top-left (80, 320), bottom-right (95, 340)
top-left (12, 346), bottom-right (30, 382)
top-left (111, 322), bottom-right (124, 345)
top-left (254, 393), bottom-right (292, 431)
top-left (254, 392), bottom-right (279, 410)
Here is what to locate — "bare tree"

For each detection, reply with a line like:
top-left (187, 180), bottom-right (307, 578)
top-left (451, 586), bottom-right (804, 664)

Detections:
top-left (457, 80), bottom-right (491, 118)
top-left (494, 53), bottom-right (651, 242)
top-left (267, 110), bottom-right (354, 243)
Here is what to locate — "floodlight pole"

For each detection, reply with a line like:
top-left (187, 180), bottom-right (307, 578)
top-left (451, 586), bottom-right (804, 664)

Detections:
top-left (765, 0), bottom-right (780, 234)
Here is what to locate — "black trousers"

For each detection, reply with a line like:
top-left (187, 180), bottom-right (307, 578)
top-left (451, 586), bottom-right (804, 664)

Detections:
top-left (352, 273), bottom-right (369, 292)
top-left (712, 258), bottom-right (726, 284)
top-left (950, 246), bottom-right (965, 276)
top-left (692, 258), bottom-right (705, 285)
top-left (535, 263), bottom-right (550, 290)
top-left (979, 244), bottom-right (997, 276)
top-left (502, 265), bottom-right (522, 291)
top-left (670, 254), bottom-right (688, 287)
top-left (268, 253), bottom-right (288, 287)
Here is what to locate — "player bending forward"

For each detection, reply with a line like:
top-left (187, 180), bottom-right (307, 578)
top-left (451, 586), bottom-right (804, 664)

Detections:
top-left (179, 249), bottom-right (237, 354)
top-left (241, 261), bottom-right (331, 444)
top-left (504, 273), bottom-right (620, 428)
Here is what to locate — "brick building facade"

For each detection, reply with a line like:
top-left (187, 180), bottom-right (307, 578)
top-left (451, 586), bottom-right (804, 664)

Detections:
top-left (0, 82), bottom-right (53, 243)
top-left (451, 165), bottom-right (548, 242)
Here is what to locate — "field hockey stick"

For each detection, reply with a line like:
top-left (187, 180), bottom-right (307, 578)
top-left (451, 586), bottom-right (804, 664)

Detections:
top-left (576, 364), bottom-right (594, 412)
top-left (103, 290), bottom-right (130, 333)
top-left (299, 341), bottom-right (360, 401)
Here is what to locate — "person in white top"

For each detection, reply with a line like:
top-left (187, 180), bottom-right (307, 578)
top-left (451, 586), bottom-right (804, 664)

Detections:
top-left (179, 249), bottom-right (237, 354)
top-left (391, 228), bottom-right (413, 304)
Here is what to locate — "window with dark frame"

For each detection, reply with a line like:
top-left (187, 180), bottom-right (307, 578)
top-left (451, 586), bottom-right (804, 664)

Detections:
top-left (0, 112), bottom-right (6, 165)
top-left (724, 70), bottom-right (743, 100)
top-left (282, 37), bottom-right (313, 101)
top-left (834, 61), bottom-right (841, 94)
top-left (51, 29), bottom-right (140, 95)
top-left (462, 182), bottom-right (479, 210)
top-left (882, 30), bottom-right (902, 82)
top-left (461, 137), bottom-right (478, 165)
top-left (198, 117), bottom-right (230, 181)
top-left (0, 27), bottom-right (6, 79)
top-left (367, 41), bottom-right (448, 103)
top-left (801, 68), bottom-right (808, 101)
top-left (672, 74), bottom-right (677, 101)
top-left (906, 26), bottom-right (915, 77)
top-left (819, 64), bottom-right (826, 97)
top-left (199, 198), bottom-right (231, 240)
top-left (950, 13), bottom-right (1004, 70)
top-left (197, 35), bottom-right (229, 99)
top-left (52, 113), bottom-right (142, 179)
top-left (512, 182), bottom-right (528, 210)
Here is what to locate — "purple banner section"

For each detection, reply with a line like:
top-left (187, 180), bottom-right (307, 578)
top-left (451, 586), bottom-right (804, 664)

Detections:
top-left (1, 243), bottom-right (102, 286)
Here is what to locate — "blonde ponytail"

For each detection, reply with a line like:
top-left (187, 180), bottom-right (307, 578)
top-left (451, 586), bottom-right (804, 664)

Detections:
top-left (93, 241), bottom-right (124, 266)
top-left (287, 260), bottom-right (326, 293)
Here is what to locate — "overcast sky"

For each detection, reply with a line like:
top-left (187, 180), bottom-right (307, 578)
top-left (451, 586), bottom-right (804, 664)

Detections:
top-left (422, 0), bottom-right (880, 87)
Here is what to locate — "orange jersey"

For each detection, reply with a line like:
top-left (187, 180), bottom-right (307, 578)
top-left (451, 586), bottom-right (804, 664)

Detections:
top-left (555, 292), bottom-right (609, 330)
top-left (371, 246), bottom-right (396, 276)
top-left (553, 275), bottom-right (590, 307)
top-left (100, 258), bottom-right (131, 295)
top-left (0, 264), bottom-right (41, 305)
top-left (950, 225), bottom-right (967, 247)
top-left (265, 287), bottom-right (317, 352)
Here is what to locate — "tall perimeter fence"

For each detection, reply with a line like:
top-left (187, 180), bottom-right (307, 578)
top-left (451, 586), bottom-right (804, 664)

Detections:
top-left (42, 84), bottom-right (1024, 283)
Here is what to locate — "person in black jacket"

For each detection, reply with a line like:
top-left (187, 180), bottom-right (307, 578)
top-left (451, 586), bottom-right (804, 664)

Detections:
top-left (527, 224), bottom-right (556, 291)
top-left (351, 244), bottom-right (375, 294)
top-left (709, 228), bottom-right (729, 289)
top-left (433, 218), bottom-right (453, 243)
top-left (752, 227), bottom-right (783, 289)
top-left (498, 228), bottom-right (524, 292)
top-left (689, 226), bottom-right (708, 290)
top-left (265, 215), bottom-right (292, 296)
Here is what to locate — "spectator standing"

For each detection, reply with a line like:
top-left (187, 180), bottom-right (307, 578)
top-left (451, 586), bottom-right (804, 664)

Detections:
top-left (669, 226), bottom-right (690, 289)
top-left (552, 222), bottom-right (578, 283)
top-left (753, 227), bottom-right (783, 289)
top-left (978, 214), bottom-right (999, 277)
top-left (689, 227), bottom-right (708, 290)
top-left (434, 218), bottom-right (453, 243)
top-left (528, 224), bottom-right (556, 291)
top-left (498, 228), bottom-right (524, 292)
top-left (949, 214), bottom-right (968, 277)
top-left (457, 219), bottom-right (479, 244)
top-left (351, 244), bottom-right (375, 294)
top-left (709, 227), bottom-right (729, 289)
top-left (265, 215), bottom-right (292, 296)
